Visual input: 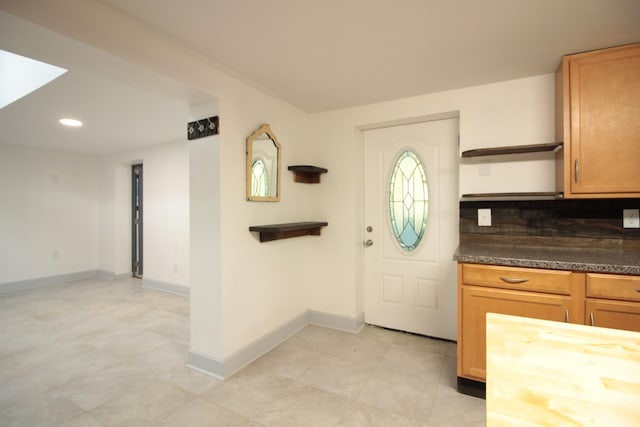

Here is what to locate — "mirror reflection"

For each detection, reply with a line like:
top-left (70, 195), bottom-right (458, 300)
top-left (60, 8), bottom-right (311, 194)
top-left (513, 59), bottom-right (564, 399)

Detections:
top-left (246, 124), bottom-right (281, 201)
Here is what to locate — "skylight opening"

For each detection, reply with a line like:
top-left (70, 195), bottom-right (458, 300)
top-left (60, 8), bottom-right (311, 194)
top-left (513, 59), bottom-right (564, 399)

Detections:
top-left (0, 49), bottom-right (67, 109)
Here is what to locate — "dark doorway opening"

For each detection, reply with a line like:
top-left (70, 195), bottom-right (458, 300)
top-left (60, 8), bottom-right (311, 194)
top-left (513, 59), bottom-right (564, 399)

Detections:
top-left (132, 164), bottom-right (143, 277)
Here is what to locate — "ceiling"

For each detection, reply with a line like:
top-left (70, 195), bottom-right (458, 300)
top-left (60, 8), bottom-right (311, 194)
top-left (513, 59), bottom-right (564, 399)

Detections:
top-left (105, 0), bottom-right (640, 112)
top-left (1, 1), bottom-right (639, 155)
top-left (0, 10), bottom-right (211, 155)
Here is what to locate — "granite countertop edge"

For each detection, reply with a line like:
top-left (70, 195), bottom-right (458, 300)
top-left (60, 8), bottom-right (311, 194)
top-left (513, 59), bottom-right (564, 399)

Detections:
top-left (453, 245), bottom-right (640, 276)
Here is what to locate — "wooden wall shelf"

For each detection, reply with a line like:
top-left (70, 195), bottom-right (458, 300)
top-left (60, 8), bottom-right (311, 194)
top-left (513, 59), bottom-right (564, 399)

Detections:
top-left (461, 143), bottom-right (563, 200)
top-left (460, 192), bottom-right (564, 201)
top-left (461, 142), bottom-right (562, 158)
top-left (249, 221), bottom-right (328, 242)
top-left (288, 165), bottom-right (328, 183)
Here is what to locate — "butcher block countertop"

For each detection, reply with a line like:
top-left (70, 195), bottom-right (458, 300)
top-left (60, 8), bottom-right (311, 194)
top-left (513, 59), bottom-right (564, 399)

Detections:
top-left (486, 313), bottom-right (640, 426)
top-left (454, 242), bottom-right (640, 275)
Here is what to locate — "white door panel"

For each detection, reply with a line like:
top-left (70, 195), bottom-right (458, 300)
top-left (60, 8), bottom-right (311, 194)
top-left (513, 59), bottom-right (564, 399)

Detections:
top-left (363, 118), bottom-right (459, 340)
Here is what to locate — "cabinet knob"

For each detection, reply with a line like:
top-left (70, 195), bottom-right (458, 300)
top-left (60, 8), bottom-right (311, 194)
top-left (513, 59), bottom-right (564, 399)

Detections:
top-left (364, 239), bottom-right (374, 247)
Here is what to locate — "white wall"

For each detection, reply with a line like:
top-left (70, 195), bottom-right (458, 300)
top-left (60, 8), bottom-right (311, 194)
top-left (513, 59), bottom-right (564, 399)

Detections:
top-left (0, 145), bottom-right (99, 284)
top-left (2, 1), bottom-right (558, 367)
top-left (1, 0), bottom-right (317, 364)
top-left (0, 138), bottom-right (191, 288)
top-left (99, 141), bottom-right (190, 286)
top-left (307, 74), bottom-right (556, 321)
top-left (189, 84), bottom-right (313, 359)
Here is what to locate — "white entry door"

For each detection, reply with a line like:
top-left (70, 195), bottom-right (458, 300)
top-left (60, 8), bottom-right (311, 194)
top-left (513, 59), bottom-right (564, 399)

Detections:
top-left (363, 118), bottom-right (459, 341)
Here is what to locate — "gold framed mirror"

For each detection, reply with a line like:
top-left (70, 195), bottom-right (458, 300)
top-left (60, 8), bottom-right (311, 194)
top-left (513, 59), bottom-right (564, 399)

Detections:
top-left (246, 123), bottom-right (281, 201)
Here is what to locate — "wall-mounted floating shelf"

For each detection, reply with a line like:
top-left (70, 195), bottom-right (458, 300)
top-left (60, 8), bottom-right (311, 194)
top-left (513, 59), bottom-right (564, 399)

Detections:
top-left (249, 221), bottom-right (328, 242)
top-left (460, 142), bottom-right (564, 201)
top-left (460, 192), bottom-right (564, 202)
top-left (461, 142), bottom-right (562, 158)
top-left (288, 165), bottom-right (328, 183)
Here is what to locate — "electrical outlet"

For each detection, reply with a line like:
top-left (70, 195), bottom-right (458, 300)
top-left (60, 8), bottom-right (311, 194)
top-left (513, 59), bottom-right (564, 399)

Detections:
top-left (623, 209), bottom-right (640, 228)
top-left (478, 162), bottom-right (491, 177)
top-left (478, 208), bottom-right (492, 227)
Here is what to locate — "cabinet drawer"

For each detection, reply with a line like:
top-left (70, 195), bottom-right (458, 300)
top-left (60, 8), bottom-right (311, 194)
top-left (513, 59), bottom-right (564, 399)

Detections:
top-left (586, 273), bottom-right (640, 302)
top-left (462, 264), bottom-right (572, 295)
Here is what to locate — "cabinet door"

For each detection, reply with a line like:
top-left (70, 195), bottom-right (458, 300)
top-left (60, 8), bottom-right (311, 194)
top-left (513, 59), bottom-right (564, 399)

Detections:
top-left (459, 286), bottom-right (571, 381)
top-left (564, 44), bottom-right (640, 197)
top-left (586, 299), bottom-right (640, 333)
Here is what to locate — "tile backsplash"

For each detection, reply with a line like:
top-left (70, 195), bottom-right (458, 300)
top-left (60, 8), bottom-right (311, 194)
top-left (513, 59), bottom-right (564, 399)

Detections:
top-left (459, 199), bottom-right (640, 251)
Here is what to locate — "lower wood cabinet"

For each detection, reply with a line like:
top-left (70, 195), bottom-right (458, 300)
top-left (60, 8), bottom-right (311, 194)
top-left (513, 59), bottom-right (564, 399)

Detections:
top-left (585, 299), bottom-right (640, 331)
top-left (458, 263), bottom-right (640, 389)
top-left (460, 286), bottom-right (571, 381)
top-left (585, 273), bottom-right (640, 332)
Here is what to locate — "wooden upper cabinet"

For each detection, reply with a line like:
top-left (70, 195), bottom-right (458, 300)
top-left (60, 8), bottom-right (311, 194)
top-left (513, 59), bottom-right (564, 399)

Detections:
top-left (556, 43), bottom-right (640, 198)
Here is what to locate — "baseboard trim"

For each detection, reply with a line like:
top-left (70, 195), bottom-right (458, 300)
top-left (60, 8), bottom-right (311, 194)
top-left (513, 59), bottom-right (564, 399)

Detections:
top-left (186, 351), bottom-right (225, 380)
top-left (308, 309), bottom-right (364, 333)
top-left (142, 278), bottom-right (190, 297)
top-left (0, 270), bottom-right (98, 294)
top-left (97, 270), bottom-right (133, 280)
top-left (97, 270), bottom-right (112, 280)
top-left (186, 309), bottom-right (363, 379)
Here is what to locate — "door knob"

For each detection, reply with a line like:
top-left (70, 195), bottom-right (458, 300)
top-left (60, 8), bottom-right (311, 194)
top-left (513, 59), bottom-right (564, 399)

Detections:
top-left (364, 239), bottom-right (374, 247)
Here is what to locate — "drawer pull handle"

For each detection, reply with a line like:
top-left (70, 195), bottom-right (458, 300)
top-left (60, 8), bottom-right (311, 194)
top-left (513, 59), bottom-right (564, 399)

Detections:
top-left (590, 312), bottom-right (595, 326)
top-left (499, 276), bottom-right (530, 284)
top-left (565, 309), bottom-right (569, 323)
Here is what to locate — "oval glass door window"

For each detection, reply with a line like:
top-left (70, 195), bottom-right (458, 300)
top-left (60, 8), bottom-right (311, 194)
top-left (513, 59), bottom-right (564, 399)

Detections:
top-left (388, 150), bottom-right (429, 251)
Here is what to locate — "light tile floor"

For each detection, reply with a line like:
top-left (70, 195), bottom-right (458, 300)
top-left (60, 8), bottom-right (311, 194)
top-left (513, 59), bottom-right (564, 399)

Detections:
top-left (0, 278), bottom-right (485, 426)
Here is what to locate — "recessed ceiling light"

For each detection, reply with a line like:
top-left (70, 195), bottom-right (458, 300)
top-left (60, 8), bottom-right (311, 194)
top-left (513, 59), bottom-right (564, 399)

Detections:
top-left (0, 49), bottom-right (67, 109)
top-left (59, 118), bottom-right (83, 127)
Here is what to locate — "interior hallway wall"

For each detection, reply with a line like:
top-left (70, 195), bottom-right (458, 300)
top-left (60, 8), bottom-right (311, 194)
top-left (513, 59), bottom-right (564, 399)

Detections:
top-left (0, 144), bottom-right (99, 285)
top-left (99, 141), bottom-right (190, 288)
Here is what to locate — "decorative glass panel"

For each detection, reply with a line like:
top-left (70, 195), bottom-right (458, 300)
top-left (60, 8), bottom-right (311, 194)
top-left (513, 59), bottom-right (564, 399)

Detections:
top-left (251, 159), bottom-right (269, 197)
top-left (388, 150), bottom-right (429, 251)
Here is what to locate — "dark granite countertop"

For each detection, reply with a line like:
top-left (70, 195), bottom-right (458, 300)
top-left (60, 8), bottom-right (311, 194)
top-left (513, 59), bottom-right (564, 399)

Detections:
top-left (454, 243), bottom-right (640, 276)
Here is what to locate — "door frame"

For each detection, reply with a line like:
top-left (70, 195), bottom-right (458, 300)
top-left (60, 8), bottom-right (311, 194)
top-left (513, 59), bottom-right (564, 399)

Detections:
top-left (132, 163), bottom-right (143, 278)
top-left (356, 111), bottom-right (460, 330)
